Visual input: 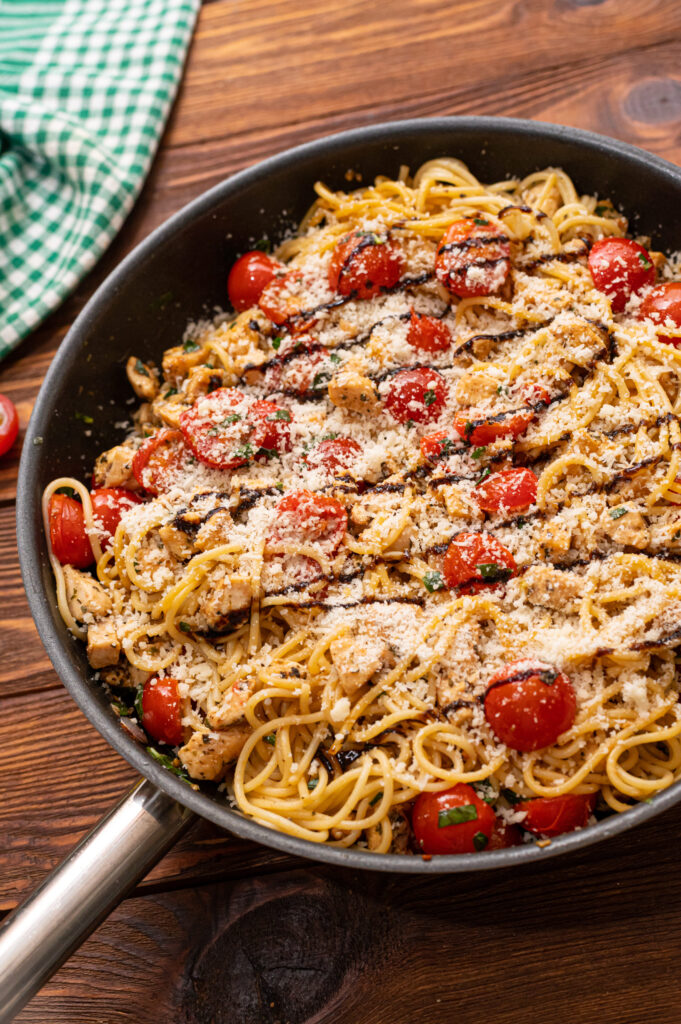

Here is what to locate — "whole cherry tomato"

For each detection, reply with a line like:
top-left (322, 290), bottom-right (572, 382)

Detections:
top-left (90, 488), bottom-right (143, 549)
top-left (384, 367), bottom-right (447, 424)
top-left (141, 676), bottom-right (184, 746)
top-left (443, 531), bottom-right (517, 592)
top-left (407, 311), bottom-right (452, 353)
top-left (48, 493), bottom-right (93, 568)
top-left (520, 793), bottom-right (597, 837)
top-left (454, 409), bottom-right (534, 446)
top-left (304, 437), bottom-right (362, 476)
top-left (484, 660), bottom-right (577, 752)
top-left (227, 251), bottom-right (282, 312)
top-left (132, 428), bottom-right (187, 495)
top-left (474, 467), bottom-right (538, 514)
top-left (588, 237), bottom-right (655, 313)
top-left (328, 230), bottom-right (403, 299)
top-left (412, 782), bottom-right (498, 855)
top-left (638, 282), bottom-right (681, 346)
top-left (435, 217), bottom-right (510, 298)
top-left (0, 394), bottom-right (19, 457)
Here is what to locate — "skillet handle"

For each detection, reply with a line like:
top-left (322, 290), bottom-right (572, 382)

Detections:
top-left (0, 778), bottom-right (194, 1022)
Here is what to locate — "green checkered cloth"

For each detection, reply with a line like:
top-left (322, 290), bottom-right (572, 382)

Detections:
top-left (0, 0), bottom-right (200, 358)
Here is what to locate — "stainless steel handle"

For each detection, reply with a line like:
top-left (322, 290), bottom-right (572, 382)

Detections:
top-left (0, 779), bottom-right (195, 1022)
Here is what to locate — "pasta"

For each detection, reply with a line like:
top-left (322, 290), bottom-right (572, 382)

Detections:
top-left (44, 156), bottom-right (681, 856)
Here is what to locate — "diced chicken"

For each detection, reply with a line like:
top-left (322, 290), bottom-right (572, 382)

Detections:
top-left (93, 444), bottom-right (139, 490)
top-left (162, 342), bottom-right (207, 383)
top-left (158, 523), bottom-right (194, 561)
top-left (126, 357), bottom-right (159, 401)
top-left (99, 663), bottom-right (149, 689)
top-left (63, 565), bottom-right (112, 621)
top-left (598, 506), bottom-right (649, 549)
top-left (87, 619), bottom-right (120, 668)
top-left (207, 678), bottom-right (255, 729)
top-left (328, 368), bottom-right (379, 413)
top-left (539, 518), bottom-right (573, 558)
top-left (649, 520), bottom-right (681, 553)
top-left (522, 565), bottom-right (583, 612)
top-left (436, 621), bottom-right (481, 708)
top-left (179, 724), bottom-right (251, 781)
top-left (198, 567), bottom-right (253, 630)
top-left (454, 370), bottom-right (500, 405)
top-left (437, 483), bottom-right (484, 522)
top-left (330, 633), bottom-right (388, 695)
top-left (194, 509), bottom-right (232, 551)
top-left (552, 317), bottom-right (606, 358)
top-left (185, 366), bottom-right (229, 403)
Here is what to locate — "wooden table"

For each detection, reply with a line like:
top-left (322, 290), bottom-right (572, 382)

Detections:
top-left (3, 1), bottom-right (681, 1019)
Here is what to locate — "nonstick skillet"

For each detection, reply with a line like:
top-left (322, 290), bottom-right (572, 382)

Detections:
top-left (5, 116), bottom-right (681, 1021)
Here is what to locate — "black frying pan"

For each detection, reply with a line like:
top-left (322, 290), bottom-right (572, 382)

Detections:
top-left (5, 116), bottom-right (681, 1019)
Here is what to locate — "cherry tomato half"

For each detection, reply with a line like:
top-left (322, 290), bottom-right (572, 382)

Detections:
top-left (412, 783), bottom-right (498, 855)
top-left (520, 793), bottom-right (597, 837)
top-left (179, 389), bottom-right (292, 470)
top-left (588, 237), bottom-right (655, 313)
top-left (420, 428), bottom-right (461, 464)
top-left (269, 490), bottom-right (347, 554)
top-left (264, 343), bottom-right (335, 397)
top-left (48, 493), bottom-right (93, 568)
top-left (258, 270), bottom-right (316, 334)
top-left (227, 251), bottom-right (282, 312)
top-left (90, 488), bottom-right (143, 549)
top-left (443, 531), bottom-right (517, 592)
top-left (305, 437), bottom-right (362, 476)
top-left (475, 467), bottom-right (538, 514)
top-left (638, 282), bottom-right (681, 347)
top-left (407, 311), bottom-right (452, 353)
top-left (0, 394), bottom-right (19, 457)
top-left (520, 382), bottom-right (551, 408)
top-left (328, 230), bottom-right (403, 299)
top-left (384, 367), bottom-right (447, 424)
top-left (141, 676), bottom-right (184, 747)
top-left (453, 409), bottom-right (534, 447)
top-left (132, 429), bottom-right (187, 495)
top-left (486, 819), bottom-right (523, 850)
top-left (484, 660), bottom-right (577, 752)
top-left (435, 217), bottom-right (510, 298)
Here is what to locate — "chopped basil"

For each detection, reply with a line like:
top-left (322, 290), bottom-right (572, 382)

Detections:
top-left (471, 446), bottom-right (486, 460)
top-left (55, 485), bottom-right (78, 499)
top-left (275, 482), bottom-right (284, 493)
top-left (272, 336), bottom-right (282, 350)
top-left (179, 621), bottom-right (192, 633)
top-left (473, 831), bottom-right (489, 851)
top-left (477, 562), bottom-right (512, 582)
top-left (267, 409), bottom-right (291, 422)
top-left (473, 218), bottom-right (490, 226)
top-left (254, 237), bottom-right (271, 253)
top-left (312, 370), bottom-right (332, 390)
top-left (307, 778), bottom-right (319, 790)
top-left (162, 387), bottom-right (178, 399)
top-left (594, 203), bottom-right (609, 217)
top-left (233, 442), bottom-right (254, 459)
top-left (134, 358), bottom-right (150, 377)
top-left (423, 570), bottom-right (445, 593)
top-left (473, 779), bottom-right (496, 805)
top-left (74, 411), bottom-right (93, 424)
top-left (496, 384), bottom-right (510, 397)
top-left (423, 389), bottom-right (437, 407)
top-left (609, 506), bottom-right (628, 520)
top-left (477, 466), bottom-right (491, 484)
top-left (146, 747), bottom-right (190, 782)
top-left (256, 446), bottom-right (278, 460)
top-left (501, 787), bottom-right (522, 805)
top-left (438, 803), bottom-right (478, 827)
top-left (538, 668), bottom-right (559, 686)
top-left (638, 252), bottom-right (652, 269)
top-left (464, 420), bottom-right (473, 437)
top-left (182, 338), bottom-right (201, 353)
top-left (264, 733), bottom-right (276, 746)
top-left (370, 791), bottom-right (383, 806)
top-left (110, 698), bottom-right (131, 717)
top-left (330, 352), bottom-right (341, 364)
top-left (405, 419), bottom-right (415, 429)
top-left (440, 437), bottom-right (456, 456)
top-left (514, 516), bottom-right (526, 528)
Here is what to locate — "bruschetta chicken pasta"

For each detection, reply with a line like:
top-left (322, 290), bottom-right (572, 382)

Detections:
top-left (44, 158), bottom-right (681, 855)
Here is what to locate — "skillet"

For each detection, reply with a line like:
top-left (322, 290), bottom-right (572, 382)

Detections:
top-left (5, 115), bottom-right (681, 1020)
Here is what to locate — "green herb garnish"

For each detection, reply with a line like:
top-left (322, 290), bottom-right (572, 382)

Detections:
top-left (477, 562), bottom-right (513, 582)
top-left (254, 237), bottom-right (271, 253)
top-left (477, 466), bottom-right (491, 484)
top-left (233, 443), bottom-right (255, 460)
top-left (330, 352), bottom-right (341, 364)
top-left (267, 409), bottom-right (291, 422)
top-left (74, 411), bottom-right (93, 424)
top-left (501, 787), bottom-right (522, 805)
top-left (146, 747), bottom-right (191, 782)
top-left (162, 387), bottom-right (178, 399)
top-left (55, 485), bottom-right (79, 499)
top-left (471, 446), bottom-right (486, 460)
top-left (182, 338), bottom-right (201, 353)
top-left (438, 804), bottom-right (478, 827)
top-left (473, 218), bottom-right (490, 226)
top-left (264, 733), bottom-right (276, 746)
top-left (179, 621), bottom-right (192, 634)
top-left (370, 791), bottom-right (383, 806)
top-left (275, 482), bottom-right (284, 493)
top-left (134, 358), bottom-right (149, 377)
top-left (271, 336), bottom-right (282, 351)
top-left (307, 778), bottom-right (319, 790)
top-left (423, 389), bottom-right (437, 407)
top-left (473, 831), bottom-right (489, 851)
top-left (638, 253), bottom-right (652, 270)
top-left (609, 507), bottom-right (628, 520)
top-left (423, 570), bottom-right (445, 593)
top-left (473, 780), bottom-right (497, 805)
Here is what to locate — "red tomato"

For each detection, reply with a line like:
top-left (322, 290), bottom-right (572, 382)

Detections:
top-left (265, 343), bottom-right (334, 397)
top-left (435, 217), bottom-right (510, 298)
top-left (179, 389), bottom-right (292, 470)
top-left (328, 230), bottom-right (403, 299)
top-left (384, 367), bottom-right (447, 424)
top-left (407, 310), bottom-right (452, 353)
top-left (132, 429), bottom-right (187, 495)
top-left (588, 237), bottom-right (655, 313)
top-left (520, 793), bottom-right (597, 837)
top-left (141, 676), bottom-right (184, 747)
top-left (638, 282), bottom-right (681, 346)
top-left (520, 382), bottom-right (551, 408)
top-left (487, 819), bottom-right (523, 850)
top-left (453, 409), bottom-right (534, 446)
top-left (258, 270), bottom-right (316, 333)
top-left (411, 783), bottom-right (497, 855)
top-left (0, 394), bottom-right (19, 457)
top-left (90, 488), bottom-right (143, 549)
top-left (475, 467), bottom-right (538, 514)
top-left (443, 531), bottom-right (517, 592)
top-left (48, 493), bottom-right (93, 568)
top-left (227, 251), bottom-right (282, 312)
top-left (484, 660), bottom-right (577, 752)
top-left (305, 437), bottom-right (362, 476)
top-left (420, 428), bottom-right (462, 463)
top-left (269, 490), bottom-right (347, 554)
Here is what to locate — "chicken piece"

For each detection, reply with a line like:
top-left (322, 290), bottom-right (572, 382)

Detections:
top-left (158, 523), bottom-right (194, 561)
top-left (522, 565), bottom-right (583, 612)
top-left (194, 509), bottom-right (233, 551)
top-left (63, 565), bottom-right (112, 622)
top-left (437, 483), bottom-right (484, 522)
top-left (87, 619), bottom-right (120, 669)
top-left (207, 678), bottom-right (255, 729)
top-left (539, 518), bottom-right (573, 558)
top-left (179, 724), bottom-right (251, 781)
top-left (649, 520), bottom-right (681, 553)
top-left (99, 663), bottom-right (149, 689)
top-left (126, 357), bottom-right (159, 401)
top-left (185, 366), bottom-right (230, 403)
top-left (198, 566), bottom-right (253, 630)
top-left (552, 317), bottom-right (607, 359)
top-left (598, 506), bottom-right (649, 549)
top-left (162, 342), bottom-right (208, 384)
top-left (328, 368), bottom-right (379, 413)
top-left (454, 370), bottom-right (500, 406)
top-left (436, 621), bottom-right (481, 709)
top-left (330, 633), bottom-right (388, 695)
top-left (93, 444), bottom-right (139, 490)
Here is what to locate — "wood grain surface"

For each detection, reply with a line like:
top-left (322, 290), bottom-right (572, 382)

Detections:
top-left (3, 0), bottom-right (681, 1020)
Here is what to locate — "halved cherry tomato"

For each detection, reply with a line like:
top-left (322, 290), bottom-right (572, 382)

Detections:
top-left (384, 367), bottom-right (447, 424)
top-left (484, 660), bottom-right (577, 752)
top-left (132, 428), bottom-right (187, 495)
top-left (420, 428), bottom-right (461, 463)
top-left (443, 531), bottom-right (517, 593)
top-left (588, 237), bottom-right (655, 313)
top-left (519, 382), bottom-right (551, 408)
top-left (48, 493), bottom-right (93, 568)
top-left (90, 488), bottom-right (143, 549)
top-left (638, 282), bottom-right (681, 346)
top-left (486, 819), bottom-right (523, 850)
top-left (305, 437), bottom-right (362, 476)
top-left (0, 394), bottom-right (19, 457)
top-left (475, 467), bottom-right (538, 514)
top-left (412, 783), bottom-right (498, 855)
top-left (258, 270), bottom-right (316, 334)
top-left (269, 490), bottom-right (347, 554)
top-left (227, 251), bottom-right (282, 312)
top-left (141, 676), bottom-right (184, 747)
top-left (453, 409), bottom-right (534, 446)
top-left (520, 793), bottom-right (597, 837)
top-left (265, 343), bottom-right (335, 397)
top-left (179, 388), bottom-right (292, 471)
top-left (435, 217), bottom-right (510, 298)
top-left (328, 230), bottom-right (403, 299)
top-left (407, 310), bottom-right (452, 353)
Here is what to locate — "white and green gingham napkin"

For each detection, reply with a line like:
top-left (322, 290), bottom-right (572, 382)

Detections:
top-left (0, 0), bottom-right (201, 358)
